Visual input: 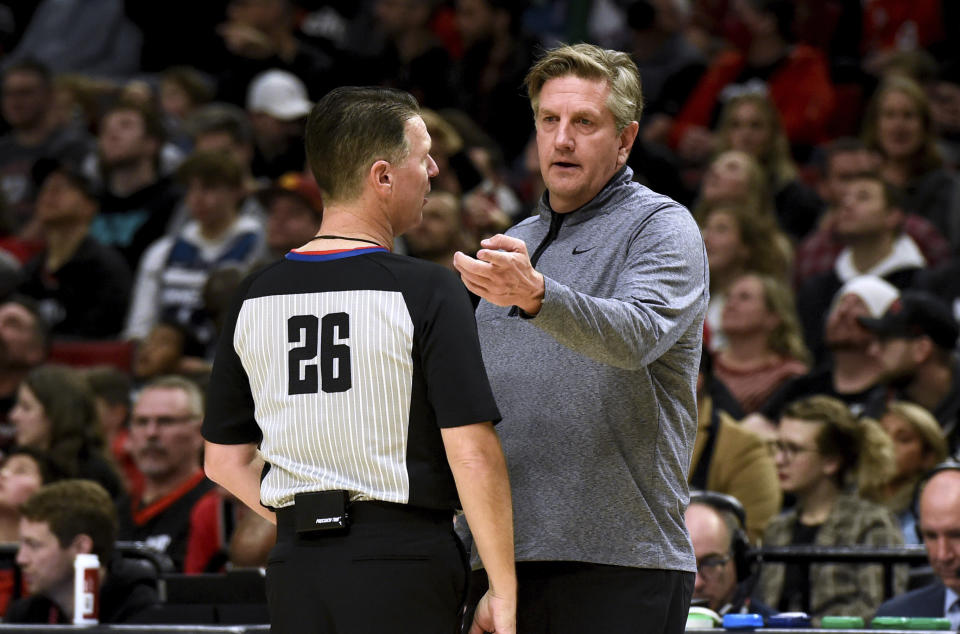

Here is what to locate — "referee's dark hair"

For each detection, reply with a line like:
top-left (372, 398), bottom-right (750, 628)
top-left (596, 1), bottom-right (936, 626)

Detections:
top-left (304, 86), bottom-right (420, 204)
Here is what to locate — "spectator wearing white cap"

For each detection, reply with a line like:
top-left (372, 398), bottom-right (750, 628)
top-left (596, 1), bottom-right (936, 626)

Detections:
top-left (743, 276), bottom-right (900, 440)
top-left (245, 69), bottom-right (311, 180)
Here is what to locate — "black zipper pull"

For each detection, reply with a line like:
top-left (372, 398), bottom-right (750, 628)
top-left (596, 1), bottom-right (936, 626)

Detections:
top-left (509, 212), bottom-right (565, 317)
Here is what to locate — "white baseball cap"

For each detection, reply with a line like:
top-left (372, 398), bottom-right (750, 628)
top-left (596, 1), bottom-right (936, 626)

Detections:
top-left (246, 69), bottom-right (312, 121)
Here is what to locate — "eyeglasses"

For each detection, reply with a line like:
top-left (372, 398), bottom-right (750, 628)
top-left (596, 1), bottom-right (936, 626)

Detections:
top-left (769, 440), bottom-right (819, 460)
top-left (696, 554), bottom-right (731, 580)
top-left (130, 415), bottom-right (198, 429)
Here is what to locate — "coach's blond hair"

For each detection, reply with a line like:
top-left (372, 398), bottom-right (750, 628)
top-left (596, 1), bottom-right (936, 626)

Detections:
top-left (524, 43), bottom-right (643, 132)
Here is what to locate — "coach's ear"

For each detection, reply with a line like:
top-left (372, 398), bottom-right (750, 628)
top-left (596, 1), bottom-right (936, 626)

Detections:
top-left (617, 121), bottom-right (639, 168)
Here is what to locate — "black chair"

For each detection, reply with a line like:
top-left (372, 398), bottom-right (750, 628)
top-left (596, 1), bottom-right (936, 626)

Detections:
top-left (160, 568), bottom-right (269, 624)
top-left (161, 568), bottom-right (266, 604)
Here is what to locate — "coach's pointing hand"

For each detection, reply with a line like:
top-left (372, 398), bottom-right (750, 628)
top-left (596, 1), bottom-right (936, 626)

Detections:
top-left (454, 234), bottom-right (545, 316)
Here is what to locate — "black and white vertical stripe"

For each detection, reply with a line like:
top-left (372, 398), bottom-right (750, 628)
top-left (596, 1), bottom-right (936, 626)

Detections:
top-left (233, 290), bottom-right (414, 509)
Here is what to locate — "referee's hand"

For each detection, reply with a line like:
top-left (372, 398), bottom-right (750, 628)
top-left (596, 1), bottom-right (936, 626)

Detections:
top-left (469, 589), bottom-right (516, 634)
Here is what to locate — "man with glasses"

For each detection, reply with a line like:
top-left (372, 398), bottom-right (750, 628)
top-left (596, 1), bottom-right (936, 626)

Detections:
top-left (116, 376), bottom-right (214, 571)
top-left (685, 495), bottom-right (772, 616)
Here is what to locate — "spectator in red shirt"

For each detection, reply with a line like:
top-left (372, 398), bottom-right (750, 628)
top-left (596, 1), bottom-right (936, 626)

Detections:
top-left (669, 0), bottom-right (835, 162)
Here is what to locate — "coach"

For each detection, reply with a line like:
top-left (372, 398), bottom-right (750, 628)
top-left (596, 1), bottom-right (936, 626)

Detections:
top-left (455, 43), bottom-right (708, 633)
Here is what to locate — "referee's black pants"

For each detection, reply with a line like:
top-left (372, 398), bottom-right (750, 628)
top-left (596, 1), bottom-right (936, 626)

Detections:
top-left (269, 502), bottom-right (468, 634)
top-left (463, 561), bottom-right (694, 634)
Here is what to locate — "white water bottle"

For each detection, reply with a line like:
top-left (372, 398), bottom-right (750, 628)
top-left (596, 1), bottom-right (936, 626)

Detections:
top-left (72, 553), bottom-right (100, 625)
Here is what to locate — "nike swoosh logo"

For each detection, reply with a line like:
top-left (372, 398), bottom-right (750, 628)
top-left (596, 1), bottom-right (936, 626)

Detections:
top-left (572, 246), bottom-right (597, 255)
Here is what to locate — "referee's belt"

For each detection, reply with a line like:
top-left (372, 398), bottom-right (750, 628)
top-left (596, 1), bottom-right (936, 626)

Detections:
top-left (275, 499), bottom-right (454, 539)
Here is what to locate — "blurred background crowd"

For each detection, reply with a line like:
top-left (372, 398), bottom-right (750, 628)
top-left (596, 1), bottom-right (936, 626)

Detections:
top-left (0, 0), bottom-right (955, 625)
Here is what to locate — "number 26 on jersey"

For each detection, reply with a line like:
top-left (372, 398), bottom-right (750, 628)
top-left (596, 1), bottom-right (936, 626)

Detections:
top-left (287, 313), bottom-right (352, 395)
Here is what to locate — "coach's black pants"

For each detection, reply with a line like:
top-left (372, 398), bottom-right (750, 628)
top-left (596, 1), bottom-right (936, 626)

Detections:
top-left (268, 502), bottom-right (467, 634)
top-left (464, 561), bottom-right (694, 634)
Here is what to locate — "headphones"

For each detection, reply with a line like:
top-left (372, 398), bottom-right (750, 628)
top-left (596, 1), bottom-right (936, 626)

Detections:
top-left (911, 460), bottom-right (960, 541)
top-left (689, 490), bottom-right (751, 583)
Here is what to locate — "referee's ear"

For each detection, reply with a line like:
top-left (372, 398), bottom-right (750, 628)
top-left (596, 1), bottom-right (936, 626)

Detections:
top-left (370, 159), bottom-right (393, 198)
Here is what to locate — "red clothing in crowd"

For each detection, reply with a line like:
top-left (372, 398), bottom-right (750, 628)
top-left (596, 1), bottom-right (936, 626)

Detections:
top-left (183, 488), bottom-right (240, 574)
top-left (111, 428), bottom-right (144, 499)
top-left (714, 355), bottom-right (808, 414)
top-left (862, 0), bottom-right (943, 56)
top-left (669, 44), bottom-right (835, 149)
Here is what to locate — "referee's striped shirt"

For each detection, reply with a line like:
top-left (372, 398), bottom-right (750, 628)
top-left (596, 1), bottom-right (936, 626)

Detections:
top-left (202, 247), bottom-right (501, 511)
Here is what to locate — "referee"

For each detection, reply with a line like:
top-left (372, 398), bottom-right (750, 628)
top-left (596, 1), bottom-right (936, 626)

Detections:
top-left (202, 86), bottom-right (516, 634)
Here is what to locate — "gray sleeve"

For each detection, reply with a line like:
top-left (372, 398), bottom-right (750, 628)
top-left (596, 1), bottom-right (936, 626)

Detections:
top-left (528, 206), bottom-right (708, 369)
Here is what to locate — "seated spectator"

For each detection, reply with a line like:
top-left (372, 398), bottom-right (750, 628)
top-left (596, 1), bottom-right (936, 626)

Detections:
top-left (428, 108), bottom-right (523, 225)
top-left (215, 0), bottom-right (337, 107)
top-left (0, 447), bottom-right (61, 616)
top-left (860, 1), bottom-right (945, 77)
top-left (405, 191), bottom-right (474, 272)
top-left (751, 276), bottom-right (898, 437)
top-left (713, 93), bottom-right (823, 240)
top-left (172, 103), bottom-right (266, 235)
top-left (17, 158), bottom-right (131, 339)
top-left (0, 298), bottom-right (48, 435)
top-left (694, 150), bottom-right (772, 225)
top-left (714, 273), bottom-right (809, 414)
top-left (189, 103), bottom-right (263, 195)
top-left (697, 200), bottom-right (790, 351)
top-left (8, 365), bottom-right (123, 498)
top-left (875, 463), bottom-right (960, 626)
top-left (83, 367), bottom-right (141, 498)
top-left (258, 172), bottom-right (323, 262)
top-left (758, 396), bottom-right (905, 621)
top-left (669, 0), bottom-right (835, 160)
top-left (0, 59), bottom-right (91, 239)
top-left (877, 402), bottom-right (949, 544)
top-left (245, 70), bottom-right (311, 180)
top-left (797, 172), bottom-right (925, 364)
top-left (693, 347), bottom-right (780, 542)
top-left (795, 138), bottom-right (948, 289)
top-left (158, 66), bottom-right (214, 152)
top-left (116, 376), bottom-right (214, 571)
top-left (685, 492), bottom-right (773, 616)
top-left (0, 447), bottom-right (60, 542)
top-left (84, 99), bottom-right (183, 271)
top-left (0, 0), bottom-right (140, 79)
top-left (6, 480), bottom-right (159, 624)
top-left (132, 321), bottom-right (208, 389)
top-left (365, 0), bottom-right (455, 109)
top-left (184, 487), bottom-right (253, 574)
top-left (452, 0), bottom-right (537, 166)
top-left (863, 75), bottom-right (960, 251)
top-left (930, 61), bottom-right (960, 169)
top-left (628, 0), bottom-right (705, 130)
top-left (124, 150), bottom-right (266, 353)
top-left (858, 291), bottom-right (960, 455)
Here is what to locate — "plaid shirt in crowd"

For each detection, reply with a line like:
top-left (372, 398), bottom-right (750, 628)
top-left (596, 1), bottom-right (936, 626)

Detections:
top-left (757, 492), bottom-right (907, 622)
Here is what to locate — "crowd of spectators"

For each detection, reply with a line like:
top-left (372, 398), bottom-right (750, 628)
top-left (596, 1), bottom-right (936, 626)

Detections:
top-left (0, 0), bottom-right (954, 626)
